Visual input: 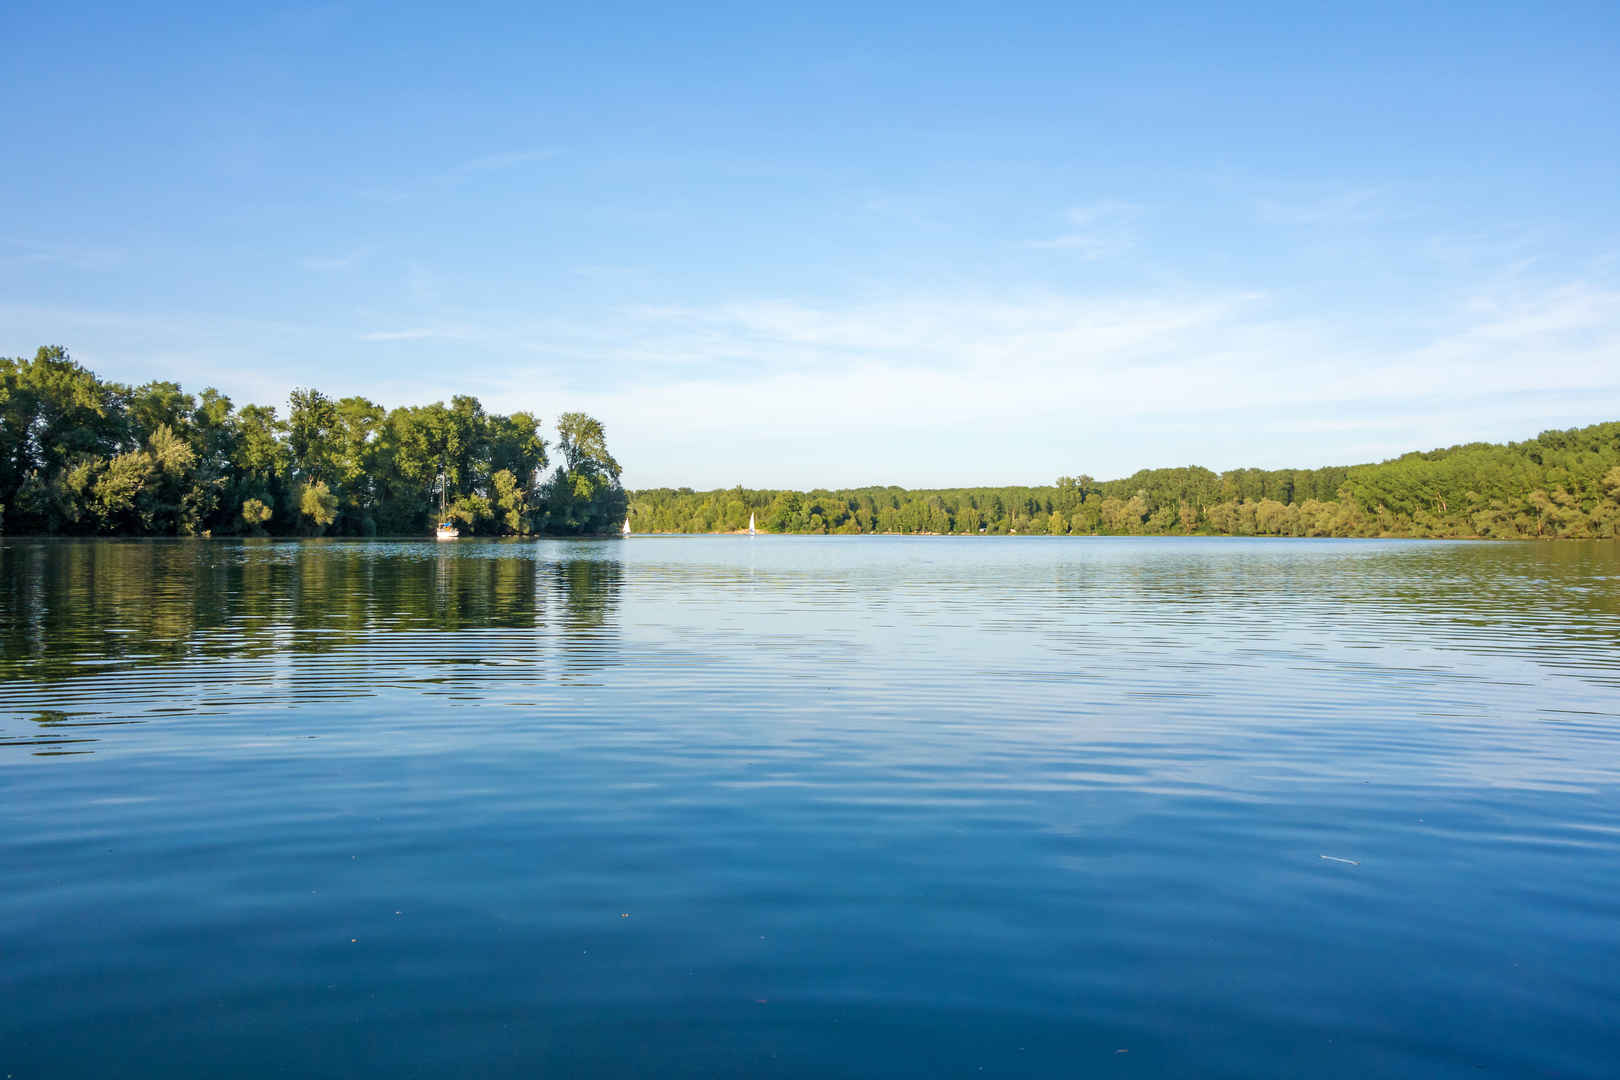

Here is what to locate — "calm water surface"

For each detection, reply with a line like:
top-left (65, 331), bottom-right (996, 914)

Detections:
top-left (3, 537), bottom-right (1619, 1078)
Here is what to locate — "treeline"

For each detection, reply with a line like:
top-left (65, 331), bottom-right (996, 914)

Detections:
top-left (630, 422), bottom-right (1620, 539)
top-left (0, 346), bottom-right (626, 536)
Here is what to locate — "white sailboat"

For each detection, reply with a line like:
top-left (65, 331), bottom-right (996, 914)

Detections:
top-left (748, 512), bottom-right (756, 536)
top-left (434, 472), bottom-right (459, 540)
top-left (622, 516), bottom-right (631, 536)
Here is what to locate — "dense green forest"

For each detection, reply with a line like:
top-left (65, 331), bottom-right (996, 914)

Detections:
top-left (0, 346), bottom-right (626, 536)
top-left (7, 346), bottom-right (1619, 540)
top-left (630, 423), bottom-right (1620, 539)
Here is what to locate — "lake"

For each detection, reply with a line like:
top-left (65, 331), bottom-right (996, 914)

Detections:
top-left (3, 536), bottom-right (1618, 1078)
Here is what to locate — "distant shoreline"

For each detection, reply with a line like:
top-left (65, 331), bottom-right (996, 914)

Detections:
top-left (6, 530), bottom-right (1602, 542)
top-left (625, 420), bottom-right (1620, 541)
top-left (5, 348), bottom-right (1616, 542)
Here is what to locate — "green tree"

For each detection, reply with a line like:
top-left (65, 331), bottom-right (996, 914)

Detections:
top-left (546, 412), bottom-right (625, 533)
top-left (128, 381), bottom-right (195, 447)
top-left (766, 490), bottom-right (804, 532)
top-left (332, 396), bottom-right (385, 533)
top-left (0, 346), bottom-right (127, 532)
top-left (296, 480), bottom-right (338, 535)
top-left (92, 451), bottom-right (155, 532)
top-left (491, 468), bottom-right (530, 533)
top-left (242, 497), bottom-right (273, 534)
top-left (287, 388), bottom-right (339, 485)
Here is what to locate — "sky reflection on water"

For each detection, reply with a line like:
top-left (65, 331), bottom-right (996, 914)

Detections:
top-left (2, 537), bottom-right (1618, 1078)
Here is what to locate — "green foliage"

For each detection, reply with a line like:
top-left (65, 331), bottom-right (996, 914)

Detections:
top-left (242, 497), bottom-right (273, 534)
top-left (4, 346), bottom-right (1616, 541)
top-left (488, 412), bottom-right (549, 484)
top-left (1, 346), bottom-right (127, 531)
top-left (544, 413), bottom-right (626, 534)
top-left (128, 381), bottom-right (194, 446)
top-left (91, 451), bottom-right (155, 532)
top-left (447, 492), bottom-right (493, 530)
top-left (287, 387), bottom-right (339, 484)
top-left (766, 490), bottom-right (803, 532)
top-left (630, 422), bottom-right (1620, 540)
top-left (0, 347), bottom-right (617, 538)
top-left (490, 468), bottom-right (529, 533)
top-left (556, 412), bottom-right (619, 480)
top-left (296, 480), bottom-right (339, 535)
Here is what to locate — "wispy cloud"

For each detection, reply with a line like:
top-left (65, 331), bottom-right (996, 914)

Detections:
top-left (357, 328), bottom-right (437, 342)
top-left (0, 303), bottom-right (320, 405)
top-left (1029, 201), bottom-right (1140, 257)
top-left (621, 290), bottom-right (1249, 373)
top-left (1255, 187), bottom-right (1382, 227)
top-left (860, 192), bottom-right (953, 231)
top-left (512, 276), bottom-right (1620, 485)
top-left (299, 248), bottom-right (371, 273)
top-left (9, 265), bottom-right (1619, 489)
top-left (1420, 227), bottom-right (1547, 274)
top-left (352, 148), bottom-right (560, 204)
top-left (2, 240), bottom-right (127, 271)
top-left (446, 149), bottom-right (558, 178)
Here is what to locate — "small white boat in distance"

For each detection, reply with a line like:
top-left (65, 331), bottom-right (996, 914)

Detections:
top-left (622, 516), bottom-right (631, 536)
top-left (433, 474), bottom-right (458, 539)
top-left (748, 512), bottom-right (756, 536)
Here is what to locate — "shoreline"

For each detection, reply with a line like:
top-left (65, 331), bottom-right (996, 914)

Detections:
top-left (4, 530), bottom-right (1608, 542)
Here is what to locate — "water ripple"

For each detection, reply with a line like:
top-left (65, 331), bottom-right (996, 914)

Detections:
top-left (2, 536), bottom-right (1618, 1078)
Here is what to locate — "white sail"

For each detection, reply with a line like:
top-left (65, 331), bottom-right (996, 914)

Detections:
top-left (748, 512), bottom-right (755, 536)
top-left (622, 517), bottom-right (631, 535)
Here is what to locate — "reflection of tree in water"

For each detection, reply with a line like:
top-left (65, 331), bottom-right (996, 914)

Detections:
top-left (0, 539), bottom-right (236, 679)
top-left (6, 537), bottom-right (1611, 694)
top-left (425, 546), bottom-right (543, 631)
top-left (289, 541), bottom-right (534, 638)
top-left (0, 539), bottom-right (637, 755)
top-left (279, 542), bottom-right (548, 637)
top-left (551, 555), bottom-right (623, 674)
top-left (1027, 540), bottom-right (1620, 686)
top-left (0, 539), bottom-right (559, 682)
top-left (554, 557), bottom-right (621, 631)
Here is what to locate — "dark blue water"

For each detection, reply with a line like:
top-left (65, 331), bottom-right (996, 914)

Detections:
top-left (3, 537), bottom-right (1619, 1077)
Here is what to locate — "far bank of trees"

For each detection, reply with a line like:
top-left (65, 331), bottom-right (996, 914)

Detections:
top-left (0, 346), bottom-right (625, 536)
top-left (8, 345), bottom-right (1618, 541)
top-left (629, 422), bottom-right (1620, 540)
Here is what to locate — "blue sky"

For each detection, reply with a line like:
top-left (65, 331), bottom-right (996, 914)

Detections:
top-left (3, 2), bottom-right (1617, 488)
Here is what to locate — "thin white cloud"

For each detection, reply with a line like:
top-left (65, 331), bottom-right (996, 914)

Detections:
top-left (7, 270), bottom-right (1619, 488)
top-left (1256, 187), bottom-right (1382, 227)
top-left (620, 291), bottom-right (1252, 373)
top-left (1029, 201), bottom-right (1140, 257)
top-left (2, 241), bottom-right (127, 271)
top-left (357, 328), bottom-right (437, 342)
top-left (348, 148), bottom-right (560, 205)
top-left (860, 192), bottom-right (953, 230)
top-left (447, 149), bottom-right (558, 177)
top-left (299, 249), bottom-right (370, 273)
top-left (516, 278), bottom-right (1620, 485)
top-left (1421, 228), bottom-right (1546, 268)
